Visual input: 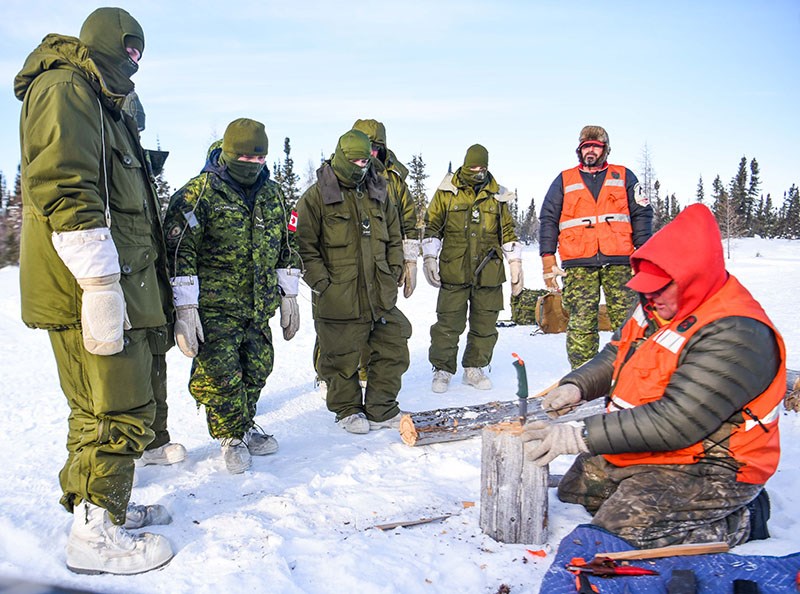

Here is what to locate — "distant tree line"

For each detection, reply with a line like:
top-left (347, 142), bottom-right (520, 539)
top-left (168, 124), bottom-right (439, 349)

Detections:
top-left (3, 146), bottom-right (798, 268)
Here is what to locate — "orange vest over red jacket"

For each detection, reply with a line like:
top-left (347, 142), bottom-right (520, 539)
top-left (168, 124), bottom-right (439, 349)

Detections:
top-left (557, 164), bottom-right (634, 262)
top-left (604, 276), bottom-right (786, 484)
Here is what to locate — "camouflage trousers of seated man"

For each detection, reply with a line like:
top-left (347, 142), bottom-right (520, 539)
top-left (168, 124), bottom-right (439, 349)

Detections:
top-left (557, 453), bottom-right (763, 549)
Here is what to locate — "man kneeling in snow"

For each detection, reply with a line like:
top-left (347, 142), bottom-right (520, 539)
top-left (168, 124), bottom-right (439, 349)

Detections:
top-left (523, 203), bottom-right (785, 548)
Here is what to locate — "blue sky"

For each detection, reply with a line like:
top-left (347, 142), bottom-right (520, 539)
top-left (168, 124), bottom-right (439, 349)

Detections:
top-left (1, 0), bottom-right (798, 212)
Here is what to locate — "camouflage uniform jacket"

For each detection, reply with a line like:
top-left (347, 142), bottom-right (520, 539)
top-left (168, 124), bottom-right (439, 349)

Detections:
top-left (296, 162), bottom-right (403, 323)
top-left (14, 34), bottom-right (172, 330)
top-left (163, 148), bottom-right (300, 332)
top-left (423, 168), bottom-right (518, 287)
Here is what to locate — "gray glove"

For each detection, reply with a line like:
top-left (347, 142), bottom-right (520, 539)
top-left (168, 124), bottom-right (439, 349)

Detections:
top-left (280, 295), bottom-right (300, 340)
top-left (542, 383), bottom-right (583, 418)
top-left (522, 421), bottom-right (588, 466)
top-left (175, 305), bottom-right (204, 358)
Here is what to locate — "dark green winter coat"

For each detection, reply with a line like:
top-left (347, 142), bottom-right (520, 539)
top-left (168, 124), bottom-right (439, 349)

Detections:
top-left (424, 168), bottom-right (518, 287)
top-left (163, 146), bottom-right (300, 332)
top-left (14, 34), bottom-right (171, 329)
top-left (296, 162), bottom-right (403, 322)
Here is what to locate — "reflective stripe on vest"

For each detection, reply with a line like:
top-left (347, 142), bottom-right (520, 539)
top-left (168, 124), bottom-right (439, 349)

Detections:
top-left (557, 165), bottom-right (634, 261)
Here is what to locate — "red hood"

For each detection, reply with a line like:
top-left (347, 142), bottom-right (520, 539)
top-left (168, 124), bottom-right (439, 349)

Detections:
top-left (631, 204), bottom-right (727, 320)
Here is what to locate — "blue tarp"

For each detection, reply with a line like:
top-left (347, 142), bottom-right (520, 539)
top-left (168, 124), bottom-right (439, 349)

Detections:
top-left (539, 524), bottom-right (800, 593)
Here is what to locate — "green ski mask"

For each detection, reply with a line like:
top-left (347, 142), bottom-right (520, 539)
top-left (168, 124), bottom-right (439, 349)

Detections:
top-left (221, 153), bottom-right (264, 187)
top-left (220, 118), bottom-right (269, 187)
top-left (331, 130), bottom-right (371, 188)
top-left (80, 7), bottom-right (144, 96)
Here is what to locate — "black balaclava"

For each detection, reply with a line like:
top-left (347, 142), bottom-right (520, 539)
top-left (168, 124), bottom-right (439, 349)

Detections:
top-left (80, 7), bottom-right (144, 96)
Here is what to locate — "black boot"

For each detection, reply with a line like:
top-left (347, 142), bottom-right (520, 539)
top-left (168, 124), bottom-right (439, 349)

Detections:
top-left (746, 489), bottom-right (770, 541)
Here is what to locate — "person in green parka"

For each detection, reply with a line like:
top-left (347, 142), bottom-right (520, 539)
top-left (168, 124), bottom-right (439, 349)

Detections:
top-left (14, 7), bottom-right (173, 575)
top-left (297, 129), bottom-right (411, 434)
top-left (352, 118), bottom-right (419, 297)
top-left (422, 144), bottom-right (524, 393)
top-left (163, 118), bottom-right (302, 474)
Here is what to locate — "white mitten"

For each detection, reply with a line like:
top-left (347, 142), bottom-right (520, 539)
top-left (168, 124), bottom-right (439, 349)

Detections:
top-left (78, 273), bottom-right (131, 355)
top-left (51, 228), bottom-right (129, 356)
top-left (280, 296), bottom-right (300, 340)
top-left (421, 237), bottom-right (442, 288)
top-left (174, 305), bottom-right (204, 357)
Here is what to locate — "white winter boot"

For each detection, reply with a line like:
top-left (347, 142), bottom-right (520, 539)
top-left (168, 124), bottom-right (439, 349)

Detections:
top-left (431, 369), bottom-right (452, 393)
top-left (66, 501), bottom-right (173, 575)
top-left (137, 442), bottom-right (187, 466)
top-left (462, 367), bottom-right (492, 390)
top-left (220, 437), bottom-right (252, 474)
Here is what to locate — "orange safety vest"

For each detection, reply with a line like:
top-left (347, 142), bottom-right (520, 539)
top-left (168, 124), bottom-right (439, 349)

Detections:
top-left (604, 276), bottom-right (786, 484)
top-left (558, 165), bottom-right (634, 262)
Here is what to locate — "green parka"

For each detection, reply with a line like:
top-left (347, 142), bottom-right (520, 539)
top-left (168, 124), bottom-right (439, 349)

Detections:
top-left (163, 145), bottom-right (300, 332)
top-left (297, 162), bottom-right (403, 322)
top-left (14, 34), bottom-right (171, 329)
top-left (424, 168), bottom-right (518, 287)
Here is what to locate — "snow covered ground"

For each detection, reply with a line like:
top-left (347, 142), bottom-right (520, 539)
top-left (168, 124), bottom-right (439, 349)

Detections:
top-left (0, 239), bottom-right (797, 594)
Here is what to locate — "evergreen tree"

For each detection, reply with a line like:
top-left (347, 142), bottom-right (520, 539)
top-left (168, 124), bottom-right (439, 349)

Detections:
top-left (408, 154), bottom-right (429, 230)
top-left (1, 166), bottom-right (22, 266)
top-left (747, 159), bottom-right (761, 216)
top-left (729, 156), bottom-right (751, 234)
top-left (151, 141), bottom-right (171, 219)
top-left (780, 185), bottom-right (800, 239)
top-left (517, 197), bottom-right (539, 243)
top-left (762, 193), bottom-right (778, 238)
top-left (712, 174), bottom-right (744, 257)
top-left (651, 179), bottom-right (669, 231)
top-left (273, 137), bottom-right (300, 210)
top-left (668, 193), bottom-right (681, 220)
top-left (696, 175), bottom-right (704, 203)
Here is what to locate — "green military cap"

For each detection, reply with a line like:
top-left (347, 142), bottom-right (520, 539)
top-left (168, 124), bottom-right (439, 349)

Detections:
top-left (463, 144), bottom-right (489, 169)
top-left (222, 118), bottom-right (269, 156)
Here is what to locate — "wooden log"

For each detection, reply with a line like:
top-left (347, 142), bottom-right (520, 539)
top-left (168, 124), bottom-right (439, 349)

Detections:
top-left (399, 368), bottom-right (800, 446)
top-left (399, 397), bottom-right (603, 447)
top-left (479, 423), bottom-right (548, 544)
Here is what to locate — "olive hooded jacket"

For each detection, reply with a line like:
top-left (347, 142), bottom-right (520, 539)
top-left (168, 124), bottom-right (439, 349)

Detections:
top-left (15, 33), bottom-right (171, 330)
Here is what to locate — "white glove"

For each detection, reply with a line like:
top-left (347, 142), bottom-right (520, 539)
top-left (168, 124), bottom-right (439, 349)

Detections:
top-left (174, 305), bottom-right (204, 357)
top-left (280, 296), bottom-right (300, 340)
top-left (277, 268), bottom-right (301, 340)
top-left (51, 228), bottom-right (130, 356)
top-left (502, 241), bottom-right (524, 296)
top-left (542, 383), bottom-right (583, 418)
top-left (509, 260), bottom-right (524, 297)
top-left (399, 261), bottom-right (417, 297)
top-left (421, 237), bottom-right (441, 287)
top-left (399, 239), bottom-right (419, 298)
top-left (423, 256), bottom-right (441, 288)
top-left (78, 273), bottom-right (131, 356)
top-left (522, 421), bottom-right (589, 466)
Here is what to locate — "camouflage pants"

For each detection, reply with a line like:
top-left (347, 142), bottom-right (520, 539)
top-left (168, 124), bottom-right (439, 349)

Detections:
top-left (557, 453), bottom-right (762, 548)
top-left (49, 327), bottom-right (156, 525)
top-left (190, 311), bottom-right (274, 440)
top-left (316, 307), bottom-right (411, 423)
top-left (562, 265), bottom-right (634, 369)
top-left (429, 284), bottom-right (503, 374)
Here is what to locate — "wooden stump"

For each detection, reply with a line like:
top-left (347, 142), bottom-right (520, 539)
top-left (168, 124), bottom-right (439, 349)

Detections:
top-left (479, 423), bottom-right (548, 545)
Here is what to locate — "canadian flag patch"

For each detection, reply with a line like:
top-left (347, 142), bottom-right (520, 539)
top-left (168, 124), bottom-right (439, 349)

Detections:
top-left (288, 210), bottom-right (298, 232)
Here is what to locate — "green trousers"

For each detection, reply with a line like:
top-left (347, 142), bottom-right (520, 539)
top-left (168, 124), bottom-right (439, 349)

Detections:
top-left (49, 328), bottom-right (156, 525)
top-left (316, 307), bottom-right (411, 423)
top-left (428, 284), bottom-right (503, 374)
top-left (147, 325), bottom-right (175, 450)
